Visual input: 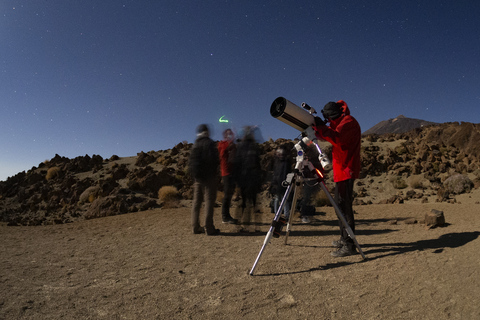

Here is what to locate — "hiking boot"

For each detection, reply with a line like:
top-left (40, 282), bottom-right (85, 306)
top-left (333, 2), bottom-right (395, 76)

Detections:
top-left (239, 227), bottom-right (250, 233)
top-left (222, 217), bottom-right (238, 224)
top-left (300, 216), bottom-right (311, 224)
top-left (206, 228), bottom-right (221, 236)
top-left (332, 238), bottom-right (346, 248)
top-left (193, 226), bottom-right (205, 234)
top-left (331, 245), bottom-right (357, 257)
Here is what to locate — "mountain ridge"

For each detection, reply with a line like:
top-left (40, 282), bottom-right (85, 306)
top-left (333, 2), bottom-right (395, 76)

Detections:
top-left (363, 115), bottom-right (439, 135)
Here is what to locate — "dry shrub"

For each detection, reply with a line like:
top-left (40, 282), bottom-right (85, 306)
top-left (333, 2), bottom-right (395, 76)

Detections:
top-left (313, 190), bottom-right (331, 207)
top-left (79, 186), bottom-right (101, 204)
top-left (390, 176), bottom-right (408, 189)
top-left (395, 145), bottom-right (407, 155)
top-left (409, 175), bottom-right (424, 189)
top-left (158, 186), bottom-right (179, 202)
top-left (157, 156), bottom-right (174, 166)
top-left (46, 167), bottom-right (61, 180)
top-left (88, 194), bottom-right (96, 203)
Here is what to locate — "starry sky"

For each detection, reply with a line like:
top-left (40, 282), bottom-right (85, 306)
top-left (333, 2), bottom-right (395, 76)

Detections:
top-left (1, 1), bottom-right (479, 181)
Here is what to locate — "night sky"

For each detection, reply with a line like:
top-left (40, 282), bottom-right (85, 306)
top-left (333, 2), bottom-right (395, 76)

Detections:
top-left (2, 1), bottom-right (479, 181)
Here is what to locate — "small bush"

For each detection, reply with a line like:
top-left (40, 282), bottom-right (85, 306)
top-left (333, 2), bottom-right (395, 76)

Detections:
top-left (395, 145), bottom-right (407, 155)
top-left (409, 176), bottom-right (424, 189)
top-left (88, 193), bottom-right (97, 203)
top-left (79, 186), bottom-right (101, 204)
top-left (390, 176), bottom-right (408, 189)
top-left (313, 190), bottom-right (331, 207)
top-left (157, 156), bottom-right (174, 166)
top-left (158, 186), bottom-right (179, 202)
top-left (46, 167), bottom-right (61, 180)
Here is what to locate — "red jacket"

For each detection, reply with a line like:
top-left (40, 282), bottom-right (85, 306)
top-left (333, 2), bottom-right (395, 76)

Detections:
top-left (313, 100), bottom-right (361, 182)
top-left (218, 140), bottom-right (236, 177)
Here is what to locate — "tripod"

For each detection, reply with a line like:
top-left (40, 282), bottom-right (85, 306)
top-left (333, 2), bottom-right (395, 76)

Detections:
top-left (249, 135), bottom-right (366, 276)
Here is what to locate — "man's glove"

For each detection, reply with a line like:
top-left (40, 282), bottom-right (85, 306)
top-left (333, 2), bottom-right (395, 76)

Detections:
top-left (314, 116), bottom-right (326, 127)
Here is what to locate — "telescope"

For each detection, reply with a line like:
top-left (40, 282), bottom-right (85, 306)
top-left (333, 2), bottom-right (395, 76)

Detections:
top-left (270, 97), bottom-right (317, 132)
top-left (270, 97), bottom-right (331, 170)
top-left (249, 97), bottom-right (365, 275)
top-left (270, 97), bottom-right (327, 132)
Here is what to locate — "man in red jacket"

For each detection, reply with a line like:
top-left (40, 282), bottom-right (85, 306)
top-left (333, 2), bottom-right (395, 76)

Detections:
top-left (313, 100), bottom-right (361, 257)
top-left (218, 129), bottom-right (238, 224)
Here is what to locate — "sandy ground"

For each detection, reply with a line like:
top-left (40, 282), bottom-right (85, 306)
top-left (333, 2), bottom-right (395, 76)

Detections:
top-left (1, 190), bottom-right (480, 320)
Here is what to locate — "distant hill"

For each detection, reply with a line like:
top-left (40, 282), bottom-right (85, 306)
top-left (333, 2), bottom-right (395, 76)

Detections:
top-left (363, 115), bottom-right (438, 135)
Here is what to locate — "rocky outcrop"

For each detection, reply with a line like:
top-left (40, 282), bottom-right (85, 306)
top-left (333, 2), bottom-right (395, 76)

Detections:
top-left (1, 122), bottom-right (479, 226)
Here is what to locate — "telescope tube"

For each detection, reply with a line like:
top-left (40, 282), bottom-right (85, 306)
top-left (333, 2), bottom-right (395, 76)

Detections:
top-left (270, 97), bottom-right (316, 132)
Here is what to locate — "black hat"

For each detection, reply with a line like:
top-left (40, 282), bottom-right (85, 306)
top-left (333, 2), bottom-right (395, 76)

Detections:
top-left (322, 102), bottom-right (342, 120)
top-left (197, 124), bottom-right (209, 134)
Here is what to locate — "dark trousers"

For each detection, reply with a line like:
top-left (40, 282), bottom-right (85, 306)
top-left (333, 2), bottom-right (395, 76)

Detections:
top-left (335, 179), bottom-right (355, 248)
top-left (221, 175), bottom-right (235, 219)
top-left (234, 185), bottom-right (258, 227)
top-left (301, 182), bottom-right (318, 216)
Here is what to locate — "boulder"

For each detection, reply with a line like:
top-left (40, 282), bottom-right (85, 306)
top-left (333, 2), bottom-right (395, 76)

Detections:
top-left (425, 209), bottom-right (445, 228)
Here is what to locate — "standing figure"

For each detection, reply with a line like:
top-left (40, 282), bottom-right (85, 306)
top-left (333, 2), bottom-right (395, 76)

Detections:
top-left (218, 129), bottom-right (238, 224)
top-left (234, 126), bottom-right (262, 233)
top-left (189, 124), bottom-right (220, 236)
top-left (313, 100), bottom-right (361, 257)
top-left (271, 144), bottom-right (293, 220)
top-left (298, 143), bottom-right (322, 224)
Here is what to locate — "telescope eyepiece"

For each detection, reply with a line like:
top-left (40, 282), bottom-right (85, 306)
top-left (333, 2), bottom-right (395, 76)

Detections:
top-left (301, 102), bottom-right (316, 115)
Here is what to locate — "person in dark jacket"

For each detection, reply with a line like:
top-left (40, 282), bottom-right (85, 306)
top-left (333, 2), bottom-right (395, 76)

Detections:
top-left (189, 124), bottom-right (220, 236)
top-left (313, 100), bottom-right (361, 257)
top-left (271, 144), bottom-right (293, 219)
top-left (234, 126), bottom-right (262, 232)
top-left (298, 144), bottom-right (323, 224)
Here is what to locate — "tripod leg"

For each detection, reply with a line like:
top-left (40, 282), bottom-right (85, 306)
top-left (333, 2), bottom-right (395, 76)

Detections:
top-left (249, 182), bottom-right (294, 275)
top-left (284, 182), bottom-right (300, 245)
top-left (319, 182), bottom-right (366, 260)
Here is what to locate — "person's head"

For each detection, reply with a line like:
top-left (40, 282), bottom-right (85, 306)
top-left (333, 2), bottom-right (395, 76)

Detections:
top-left (276, 144), bottom-right (288, 160)
top-left (196, 124), bottom-right (210, 138)
top-left (240, 126), bottom-right (255, 142)
top-left (223, 128), bottom-right (234, 142)
top-left (322, 102), bottom-right (343, 121)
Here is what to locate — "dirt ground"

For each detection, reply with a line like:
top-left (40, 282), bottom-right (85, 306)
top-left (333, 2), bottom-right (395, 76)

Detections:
top-left (1, 190), bottom-right (480, 320)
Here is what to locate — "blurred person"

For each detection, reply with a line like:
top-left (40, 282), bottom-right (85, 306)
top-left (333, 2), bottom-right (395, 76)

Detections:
top-left (234, 126), bottom-right (263, 233)
top-left (189, 124), bottom-right (220, 236)
top-left (271, 144), bottom-right (293, 220)
top-left (313, 100), bottom-right (361, 257)
top-left (298, 143), bottom-right (323, 224)
top-left (218, 129), bottom-right (238, 224)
